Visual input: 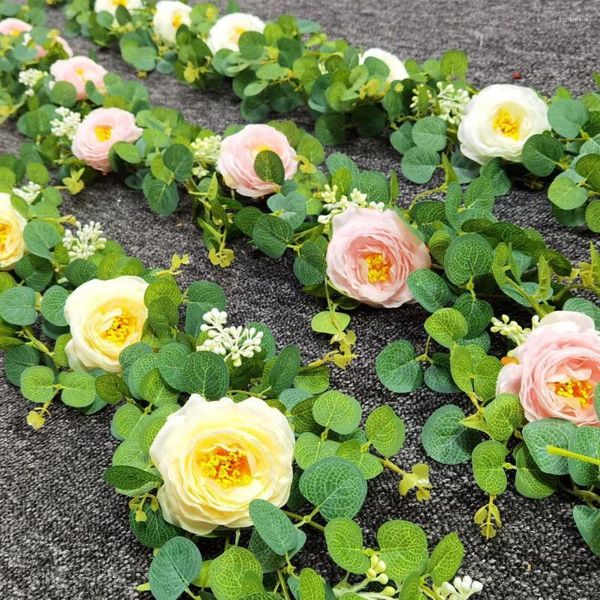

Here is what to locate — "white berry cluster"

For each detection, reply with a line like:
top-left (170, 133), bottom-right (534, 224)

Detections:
top-left (198, 308), bottom-right (263, 367)
top-left (62, 220), bottom-right (107, 262)
top-left (317, 185), bottom-right (385, 224)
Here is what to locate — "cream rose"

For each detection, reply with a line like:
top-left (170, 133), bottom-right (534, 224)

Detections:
top-left (94, 0), bottom-right (144, 17)
top-left (0, 192), bottom-right (26, 270)
top-left (150, 394), bottom-right (295, 535)
top-left (206, 12), bottom-right (265, 54)
top-left (457, 84), bottom-right (550, 165)
top-left (64, 276), bottom-right (148, 372)
top-left (152, 0), bottom-right (192, 44)
top-left (359, 48), bottom-right (408, 83)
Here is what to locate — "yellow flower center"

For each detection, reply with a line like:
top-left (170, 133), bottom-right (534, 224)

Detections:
top-left (172, 12), bottom-right (183, 29)
top-left (231, 25), bottom-right (247, 43)
top-left (493, 107), bottom-right (522, 139)
top-left (197, 446), bottom-right (252, 487)
top-left (95, 125), bottom-right (113, 142)
top-left (101, 314), bottom-right (134, 344)
top-left (365, 253), bottom-right (391, 283)
top-left (554, 378), bottom-right (594, 407)
top-left (111, 0), bottom-right (127, 6)
top-left (0, 223), bottom-right (9, 251)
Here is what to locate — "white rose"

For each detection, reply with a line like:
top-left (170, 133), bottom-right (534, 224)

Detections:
top-left (64, 276), bottom-right (148, 372)
top-left (457, 83), bottom-right (550, 165)
top-left (206, 12), bottom-right (265, 54)
top-left (153, 0), bottom-right (192, 44)
top-left (150, 394), bottom-right (295, 535)
top-left (359, 48), bottom-right (408, 83)
top-left (94, 0), bottom-right (144, 17)
top-left (0, 192), bottom-right (26, 270)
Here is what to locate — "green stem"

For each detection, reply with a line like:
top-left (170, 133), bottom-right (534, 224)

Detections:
top-left (546, 445), bottom-right (600, 467)
top-left (283, 509), bottom-right (325, 532)
top-left (378, 457), bottom-right (407, 477)
top-left (277, 570), bottom-right (291, 600)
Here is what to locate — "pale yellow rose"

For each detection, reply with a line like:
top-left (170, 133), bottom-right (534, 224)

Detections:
top-left (150, 394), bottom-right (295, 535)
top-left (0, 192), bottom-right (27, 270)
top-left (64, 276), bottom-right (148, 372)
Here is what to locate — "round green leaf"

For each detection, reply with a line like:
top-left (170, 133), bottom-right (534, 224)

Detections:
top-left (375, 340), bottom-right (422, 393)
top-left (299, 457), bottom-right (367, 521)
top-left (182, 351), bottom-right (229, 399)
top-left (312, 390), bottom-right (361, 435)
top-left (148, 536), bottom-right (202, 600)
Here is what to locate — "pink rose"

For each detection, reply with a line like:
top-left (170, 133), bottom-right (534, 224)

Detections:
top-left (217, 124), bottom-right (298, 199)
top-left (326, 207), bottom-right (431, 308)
top-left (50, 56), bottom-right (107, 100)
top-left (0, 18), bottom-right (72, 57)
top-left (496, 311), bottom-right (600, 426)
top-left (72, 107), bottom-right (143, 173)
top-left (0, 17), bottom-right (31, 36)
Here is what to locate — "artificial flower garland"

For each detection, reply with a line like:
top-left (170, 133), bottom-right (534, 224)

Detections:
top-left (0, 146), bottom-right (473, 598)
top-left (45, 0), bottom-right (600, 233)
top-left (0, 5), bottom-right (599, 595)
top-left (2, 5), bottom-right (599, 370)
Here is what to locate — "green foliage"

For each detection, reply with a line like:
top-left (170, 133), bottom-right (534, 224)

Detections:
top-left (299, 457), bottom-right (367, 520)
top-left (422, 405), bottom-right (479, 465)
top-left (377, 520), bottom-right (428, 582)
top-left (522, 419), bottom-right (576, 476)
top-left (471, 440), bottom-right (509, 495)
top-left (376, 340), bottom-right (422, 393)
top-left (148, 537), bottom-right (202, 600)
top-left (324, 518), bottom-right (370, 574)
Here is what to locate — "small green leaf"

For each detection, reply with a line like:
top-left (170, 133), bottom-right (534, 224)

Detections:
top-left (377, 520), bottom-right (428, 583)
top-left (182, 351), bottom-right (229, 399)
top-left (299, 457), bottom-right (367, 520)
top-left (522, 418), bottom-right (576, 475)
top-left (148, 536), bottom-right (202, 600)
top-left (376, 340), bottom-right (422, 393)
top-left (20, 365), bottom-right (56, 403)
top-left (548, 98), bottom-right (588, 138)
top-left (59, 370), bottom-right (96, 408)
top-left (424, 308), bottom-right (468, 348)
top-left (521, 133), bottom-right (562, 176)
top-left (0, 286), bottom-right (37, 326)
top-left (427, 532), bottom-right (464, 587)
top-left (312, 390), bottom-right (361, 435)
top-left (104, 465), bottom-right (161, 491)
top-left (365, 405), bottom-right (405, 458)
top-left (254, 150), bottom-right (285, 185)
top-left (40, 285), bottom-right (69, 327)
top-left (23, 220), bottom-right (62, 259)
top-left (471, 440), bottom-right (509, 495)
top-left (249, 499), bottom-right (300, 556)
top-left (209, 546), bottom-right (264, 600)
top-left (421, 405), bottom-right (479, 465)
top-left (573, 505), bottom-right (600, 556)
top-left (325, 518), bottom-right (370, 574)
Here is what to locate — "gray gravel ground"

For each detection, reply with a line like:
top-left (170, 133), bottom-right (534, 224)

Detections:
top-left (1, 1), bottom-right (600, 599)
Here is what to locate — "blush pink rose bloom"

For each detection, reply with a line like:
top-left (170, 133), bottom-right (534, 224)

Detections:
top-left (50, 56), bottom-right (107, 100)
top-left (496, 311), bottom-right (600, 426)
top-left (326, 207), bottom-right (431, 308)
top-left (72, 107), bottom-right (143, 173)
top-left (217, 124), bottom-right (298, 199)
top-left (0, 18), bottom-right (72, 57)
